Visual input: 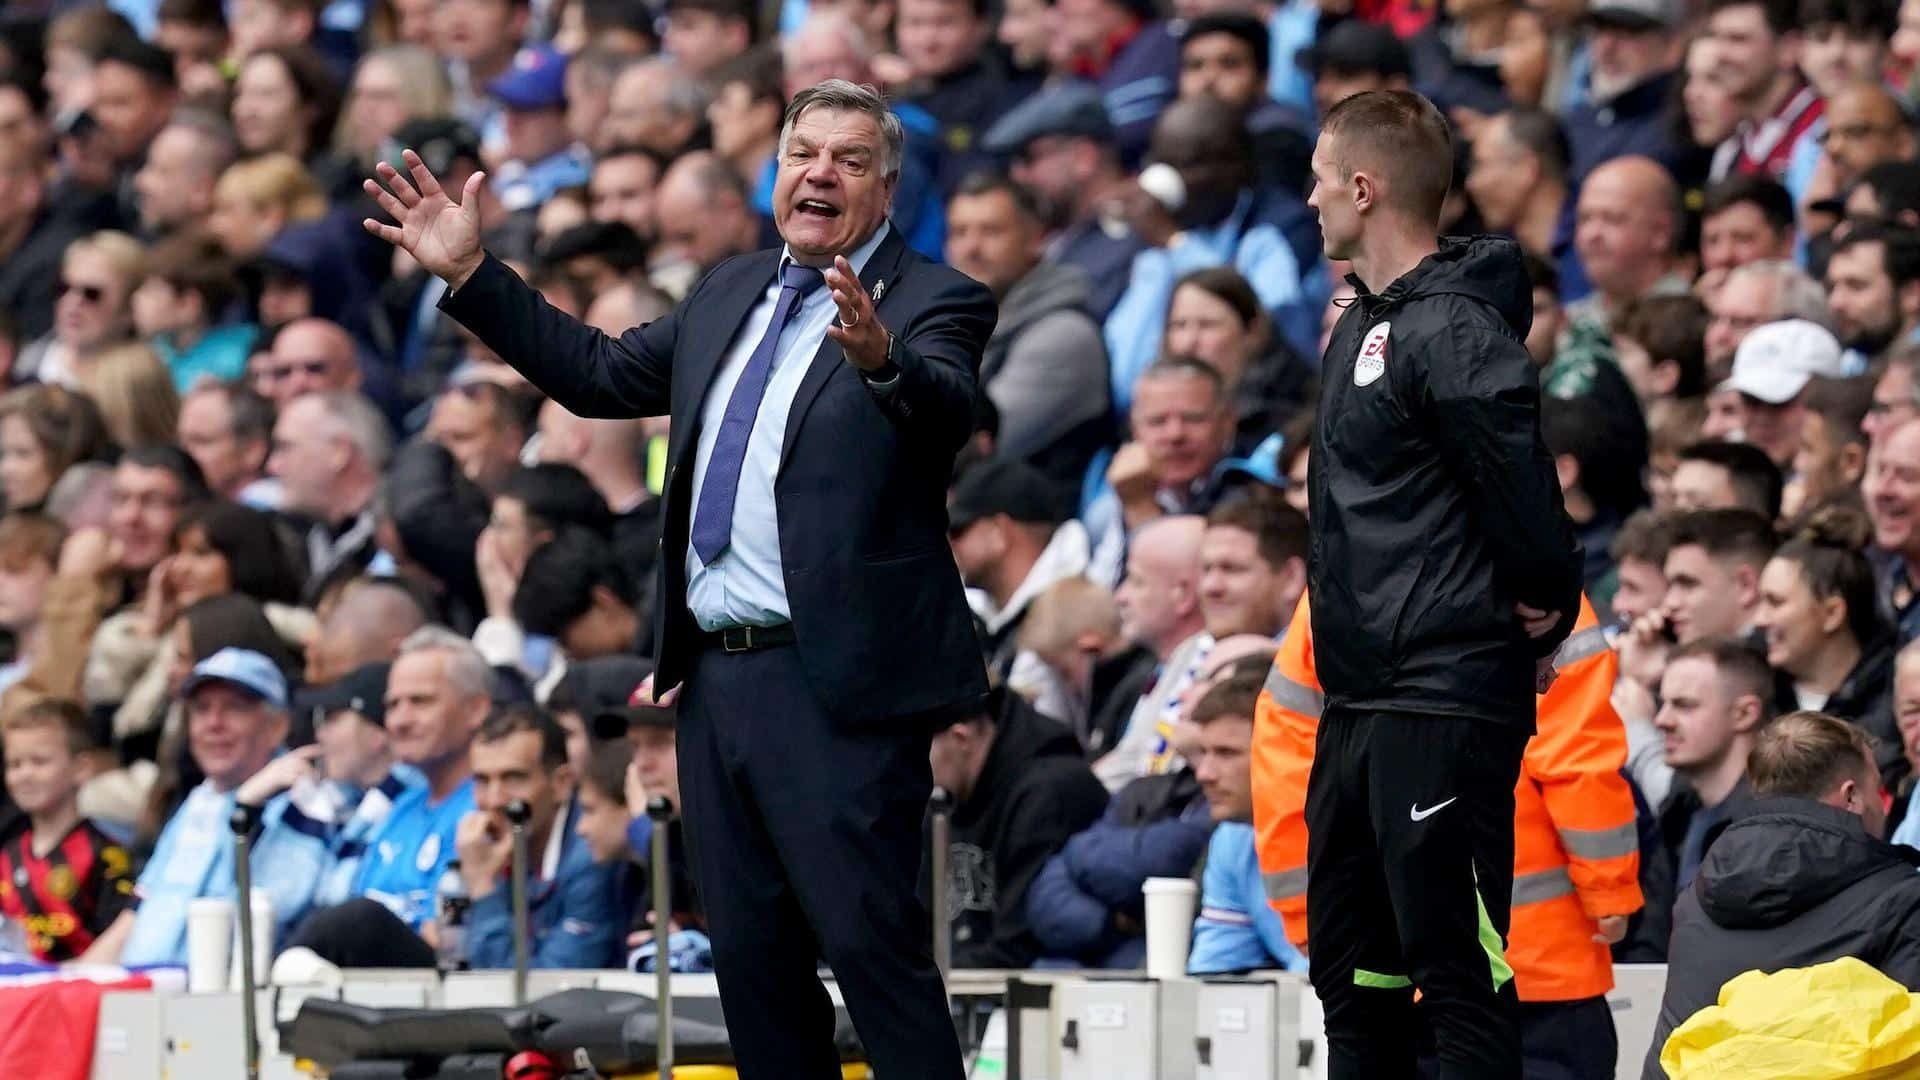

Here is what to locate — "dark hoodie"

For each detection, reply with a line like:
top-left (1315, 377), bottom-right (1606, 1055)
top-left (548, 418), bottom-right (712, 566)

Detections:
top-left (945, 690), bottom-right (1110, 969)
top-left (1643, 797), bottom-right (1920, 1078)
top-left (1308, 236), bottom-right (1583, 726)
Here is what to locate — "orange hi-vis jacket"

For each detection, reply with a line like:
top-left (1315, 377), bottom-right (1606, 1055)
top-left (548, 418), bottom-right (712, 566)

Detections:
top-left (1251, 592), bottom-right (1644, 1002)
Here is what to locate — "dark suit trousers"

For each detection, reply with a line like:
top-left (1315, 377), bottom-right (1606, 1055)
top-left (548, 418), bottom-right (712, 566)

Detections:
top-left (677, 643), bottom-right (964, 1080)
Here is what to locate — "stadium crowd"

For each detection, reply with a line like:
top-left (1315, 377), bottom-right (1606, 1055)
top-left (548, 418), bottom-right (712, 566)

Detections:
top-left (0, 0), bottom-right (1918, 1072)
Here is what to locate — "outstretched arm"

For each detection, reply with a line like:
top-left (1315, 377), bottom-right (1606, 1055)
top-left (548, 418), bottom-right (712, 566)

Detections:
top-left (363, 151), bottom-right (676, 419)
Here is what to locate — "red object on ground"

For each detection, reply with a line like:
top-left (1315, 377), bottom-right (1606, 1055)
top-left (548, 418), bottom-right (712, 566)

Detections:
top-left (505, 1049), bottom-right (560, 1079)
top-left (0, 974), bottom-right (151, 1080)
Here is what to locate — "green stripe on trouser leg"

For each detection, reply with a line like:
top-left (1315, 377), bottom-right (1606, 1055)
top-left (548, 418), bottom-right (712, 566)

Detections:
top-left (1353, 969), bottom-right (1413, 989)
top-left (1475, 886), bottom-right (1515, 992)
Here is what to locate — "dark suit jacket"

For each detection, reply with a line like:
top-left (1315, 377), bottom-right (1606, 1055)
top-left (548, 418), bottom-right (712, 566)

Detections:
top-left (441, 225), bottom-right (996, 725)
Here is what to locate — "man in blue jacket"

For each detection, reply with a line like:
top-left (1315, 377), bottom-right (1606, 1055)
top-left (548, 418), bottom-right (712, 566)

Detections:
top-left (461, 703), bottom-right (625, 970)
top-left (1186, 673), bottom-right (1304, 973)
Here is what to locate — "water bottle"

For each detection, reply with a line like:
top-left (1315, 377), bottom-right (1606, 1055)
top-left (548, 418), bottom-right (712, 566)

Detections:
top-left (435, 859), bottom-right (470, 972)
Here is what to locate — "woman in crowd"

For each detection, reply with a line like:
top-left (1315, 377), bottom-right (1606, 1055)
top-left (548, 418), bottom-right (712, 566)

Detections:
top-left (233, 46), bottom-right (344, 166)
top-left (207, 154), bottom-right (330, 262)
top-left (76, 344), bottom-right (179, 450)
top-left (1755, 508), bottom-right (1901, 782)
top-left (17, 232), bottom-right (145, 388)
top-left (92, 501), bottom-right (312, 772)
top-left (1162, 267), bottom-right (1313, 458)
top-left (0, 385), bottom-right (111, 514)
top-left (334, 45), bottom-right (451, 173)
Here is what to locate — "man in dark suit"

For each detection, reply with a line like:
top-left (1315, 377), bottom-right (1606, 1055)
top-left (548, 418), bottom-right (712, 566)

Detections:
top-left (362, 79), bottom-right (992, 1080)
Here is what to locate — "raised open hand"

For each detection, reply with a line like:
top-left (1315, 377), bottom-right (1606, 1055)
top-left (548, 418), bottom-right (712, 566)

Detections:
top-left (362, 149), bottom-right (488, 290)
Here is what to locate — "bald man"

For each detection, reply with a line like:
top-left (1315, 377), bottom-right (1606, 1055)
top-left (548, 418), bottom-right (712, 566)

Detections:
top-left (1822, 83), bottom-right (1917, 190)
top-left (305, 579), bottom-right (430, 686)
top-left (1102, 513), bottom-right (1209, 789)
top-left (583, 280), bottom-right (672, 338)
top-left (653, 151), bottom-right (763, 277)
top-left (1571, 156), bottom-right (1686, 325)
top-left (256, 318), bottom-right (363, 408)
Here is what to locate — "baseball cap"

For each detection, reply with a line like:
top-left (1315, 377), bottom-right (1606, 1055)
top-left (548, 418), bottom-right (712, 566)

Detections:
top-left (182, 648), bottom-right (290, 711)
top-left (302, 662), bottom-right (391, 727)
top-left (1585, 0), bottom-right (1676, 30)
top-left (489, 46), bottom-right (567, 111)
top-left (595, 674), bottom-right (678, 738)
top-left (980, 84), bottom-right (1113, 156)
top-left (1296, 22), bottom-right (1412, 79)
top-left (948, 461), bottom-right (1066, 532)
top-left (550, 656), bottom-right (664, 738)
top-left (1725, 319), bottom-right (1846, 405)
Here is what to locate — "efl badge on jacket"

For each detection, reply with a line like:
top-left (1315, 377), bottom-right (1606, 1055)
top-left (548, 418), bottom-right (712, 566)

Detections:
top-left (1355, 322), bottom-right (1391, 386)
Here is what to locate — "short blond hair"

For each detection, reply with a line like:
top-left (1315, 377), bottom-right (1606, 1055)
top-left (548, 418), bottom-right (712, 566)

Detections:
top-left (214, 153), bottom-right (328, 222)
top-left (1748, 711), bottom-right (1876, 799)
top-left (63, 230), bottom-right (146, 286)
top-left (1017, 577), bottom-right (1120, 658)
top-left (78, 344), bottom-right (179, 448)
top-left (2, 699), bottom-right (94, 757)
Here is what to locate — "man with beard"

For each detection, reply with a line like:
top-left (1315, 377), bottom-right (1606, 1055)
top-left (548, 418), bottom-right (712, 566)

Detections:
top-left (1826, 221), bottom-right (1920, 363)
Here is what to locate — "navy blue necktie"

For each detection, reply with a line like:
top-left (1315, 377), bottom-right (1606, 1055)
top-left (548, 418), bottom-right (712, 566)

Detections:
top-left (690, 261), bottom-right (825, 564)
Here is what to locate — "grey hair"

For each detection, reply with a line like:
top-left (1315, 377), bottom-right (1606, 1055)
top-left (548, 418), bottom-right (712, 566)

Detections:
top-left (1729, 259), bottom-right (1832, 328)
top-left (397, 625), bottom-right (494, 702)
top-left (307, 390), bottom-right (394, 472)
top-left (622, 56), bottom-right (713, 120)
top-left (778, 78), bottom-right (904, 180)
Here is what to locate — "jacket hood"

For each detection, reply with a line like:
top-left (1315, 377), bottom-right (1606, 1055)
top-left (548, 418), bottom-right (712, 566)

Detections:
top-left (1696, 797), bottom-right (1920, 930)
top-left (995, 262), bottom-right (1093, 342)
top-left (257, 215), bottom-right (372, 326)
top-left (1365, 235), bottom-right (1533, 338)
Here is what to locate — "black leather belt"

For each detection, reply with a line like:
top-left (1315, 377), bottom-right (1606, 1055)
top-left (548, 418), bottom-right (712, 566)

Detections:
top-left (696, 623), bottom-right (798, 653)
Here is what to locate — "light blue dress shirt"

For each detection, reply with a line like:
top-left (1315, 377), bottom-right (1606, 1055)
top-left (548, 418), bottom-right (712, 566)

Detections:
top-left (684, 222), bottom-right (892, 632)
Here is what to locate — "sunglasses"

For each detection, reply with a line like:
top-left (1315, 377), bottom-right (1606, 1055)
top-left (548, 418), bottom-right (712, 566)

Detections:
top-left (57, 280), bottom-right (106, 303)
top-left (253, 358), bottom-right (333, 382)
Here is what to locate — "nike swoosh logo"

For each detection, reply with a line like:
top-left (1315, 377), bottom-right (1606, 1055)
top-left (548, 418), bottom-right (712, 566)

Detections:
top-left (1409, 798), bottom-right (1458, 822)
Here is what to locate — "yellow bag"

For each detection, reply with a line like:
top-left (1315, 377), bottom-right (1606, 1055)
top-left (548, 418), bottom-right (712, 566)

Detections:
top-left (1661, 957), bottom-right (1920, 1079)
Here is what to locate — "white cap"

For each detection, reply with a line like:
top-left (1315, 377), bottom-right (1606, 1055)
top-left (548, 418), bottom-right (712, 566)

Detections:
top-left (1725, 318), bottom-right (1845, 405)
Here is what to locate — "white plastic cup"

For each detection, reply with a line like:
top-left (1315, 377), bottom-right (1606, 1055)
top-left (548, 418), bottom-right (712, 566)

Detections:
top-left (229, 888), bottom-right (275, 991)
top-left (1142, 876), bottom-right (1198, 980)
top-left (186, 897), bottom-right (234, 993)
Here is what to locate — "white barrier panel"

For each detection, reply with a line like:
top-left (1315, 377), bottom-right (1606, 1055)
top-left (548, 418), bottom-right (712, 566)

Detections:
top-left (92, 991), bottom-right (164, 1080)
top-left (1196, 974), bottom-right (1302, 1080)
top-left (1610, 964), bottom-right (1669, 1080)
top-left (1055, 977), bottom-right (1201, 1080)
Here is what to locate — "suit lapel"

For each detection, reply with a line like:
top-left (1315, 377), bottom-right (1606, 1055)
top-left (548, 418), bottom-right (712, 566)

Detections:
top-left (779, 225), bottom-right (912, 474)
top-left (667, 251), bottom-right (779, 469)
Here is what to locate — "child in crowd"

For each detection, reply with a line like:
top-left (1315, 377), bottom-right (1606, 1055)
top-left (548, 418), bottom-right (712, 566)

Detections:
top-left (0, 700), bottom-right (134, 961)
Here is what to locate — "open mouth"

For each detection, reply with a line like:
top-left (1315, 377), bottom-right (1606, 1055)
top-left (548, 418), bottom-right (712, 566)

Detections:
top-left (795, 199), bottom-right (841, 220)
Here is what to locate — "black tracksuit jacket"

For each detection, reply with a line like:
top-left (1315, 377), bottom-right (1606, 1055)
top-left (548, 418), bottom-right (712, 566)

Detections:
top-left (1308, 235), bottom-right (1583, 728)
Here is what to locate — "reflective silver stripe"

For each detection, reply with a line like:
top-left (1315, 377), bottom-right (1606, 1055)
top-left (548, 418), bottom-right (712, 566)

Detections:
top-left (1557, 821), bottom-right (1639, 861)
top-left (1511, 866), bottom-right (1575, 905)
top-left (1263, 867), bottom-right (1308, 901)
top-left (1263, 664), bottom-right (1324, 718)
top-left (1554, 626), bottom-right (1611, 666)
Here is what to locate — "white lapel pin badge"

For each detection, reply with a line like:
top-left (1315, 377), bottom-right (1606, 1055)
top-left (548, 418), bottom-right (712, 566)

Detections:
top-left (872, 279), bottom-right (887, 303)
